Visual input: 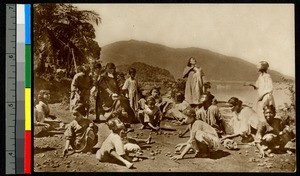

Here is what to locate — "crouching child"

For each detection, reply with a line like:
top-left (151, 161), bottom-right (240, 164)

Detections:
top-left (171, 107), bottom-right (220, 160)
top-left (255, 105), bottom-right (294, 158)
top-left (63, 104), bottom-right (98, 156)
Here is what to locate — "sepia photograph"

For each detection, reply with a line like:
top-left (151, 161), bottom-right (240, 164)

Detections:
top-left (33, 3), bottom-right (296, 172)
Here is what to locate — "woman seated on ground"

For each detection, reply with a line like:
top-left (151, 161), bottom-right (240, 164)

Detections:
top-left (171, 107), bottom-right (220, 160)
top-left (63, 103), bottom-right (98, 157)
top-left (221, 97), bottom-right (265, 143)
top-left (255, 105), bottom-right (294, 158)
top-left (34, 90), bottom-right (64, 136)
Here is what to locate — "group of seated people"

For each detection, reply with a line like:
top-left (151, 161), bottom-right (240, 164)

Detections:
top-left (34, 62), bottom-right (296, 169)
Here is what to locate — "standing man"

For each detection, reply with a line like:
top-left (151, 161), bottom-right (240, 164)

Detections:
top-left (70, 64), bottom-right (92, 117)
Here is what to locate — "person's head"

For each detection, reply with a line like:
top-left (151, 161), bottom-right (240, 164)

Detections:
top-left (81, 64), bottom-right (91, 75)
top-left (38, 90), bottom-right (50, 102)
top-left (187, 57), bottom-right (197, 67)
top-left (200, 93), bottom-right (215, 107)
top-left (92, 62), bottom-right (102, 75)
top-left (106, 63), bottom-right (116, 75)
top-left (182, 107), bottom-right (196, 124)
top-left (228, 97), bottom-right (243, 113)
top-left (150, 87), bottom-right (161, 98)
top-left (106, 116), bottom-right (125, 133)
top-left (257, 61), bottom-right (269, 73)
top-left (175, 92), bottom-right (185, 103)
top-left (146, 96), bottom-right (156, 110)
top-left (263, 105), bottom-right (276, 122)
top-left (128, 68), bottom-right (136, 78)
top-left (72, 103), bottom-right (85, 121)
top-left (203, 82), bottom-right (211, 92)
top-left (139, 88), bottom-right (147, 99)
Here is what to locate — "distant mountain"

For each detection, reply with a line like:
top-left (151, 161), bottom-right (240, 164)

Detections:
top-left (117, 62), bottom-right (175, 82)
top-left (101, 40), bottom-right (293, 82)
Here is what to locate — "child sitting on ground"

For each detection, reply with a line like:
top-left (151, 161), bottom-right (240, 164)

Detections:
top-left (171, 107), bottom-right (220, 160)
top-left (255, 105), bottom-right (294, 158)
top-left (63, 104), bottom-right (98, 156)
top-left (34, 90), bottom-right (64, 136)
top-left (96, 115), bottom-right (134, 169)
top-left (138, 96), bottom-right (163, 131)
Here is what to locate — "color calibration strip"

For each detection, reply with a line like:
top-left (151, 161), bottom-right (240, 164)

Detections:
top-left (16, 4), bottom-right (31, 174)
top-left (16, 4), bottom-right (25, 174)
top-left (24, 4), bottom-right (32, 174)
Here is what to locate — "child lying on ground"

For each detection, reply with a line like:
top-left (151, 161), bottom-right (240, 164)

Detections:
top-left (138, 96), bottom-right (163, 131)
top-left (171, 107), bottom-right (220, 160)
top-left (63, 104), bottom-right (98, 156)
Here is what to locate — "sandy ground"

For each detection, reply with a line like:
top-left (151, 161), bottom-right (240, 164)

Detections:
top-left (33, 104), bottom-right (296, 173)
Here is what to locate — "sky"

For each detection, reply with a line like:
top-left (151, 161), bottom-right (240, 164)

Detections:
top-left (76, 4), bottom-right (295, 77)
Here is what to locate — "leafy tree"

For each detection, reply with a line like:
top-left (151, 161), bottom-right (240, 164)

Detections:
top-left (34, 4), bottom-right (101, 77)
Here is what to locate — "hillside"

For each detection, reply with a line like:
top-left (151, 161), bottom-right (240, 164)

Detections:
top-left (117, 62), bottom-right (175, 82)
top-left (101, 40), bottom-right (292, 82)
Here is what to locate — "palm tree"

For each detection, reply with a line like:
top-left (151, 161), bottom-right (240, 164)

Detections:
top-left (34, 3), bottom-right (101, 77)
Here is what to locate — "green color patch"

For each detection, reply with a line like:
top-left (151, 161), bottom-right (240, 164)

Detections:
top-left (25, 45), bottom-right (31, 88)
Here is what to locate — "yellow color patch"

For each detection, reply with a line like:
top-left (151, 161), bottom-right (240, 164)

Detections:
top-left (25, 88), bottom-right (31, 130)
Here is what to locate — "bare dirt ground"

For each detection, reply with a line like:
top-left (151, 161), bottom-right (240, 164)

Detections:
top-left (34, 103), bottom-right (296, 173)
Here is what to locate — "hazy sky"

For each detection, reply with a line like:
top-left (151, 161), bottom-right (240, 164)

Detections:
top-left (76, 4), bottom-right (295, 77)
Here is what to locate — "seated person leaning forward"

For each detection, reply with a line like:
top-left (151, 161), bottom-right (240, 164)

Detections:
top-left (171, 107), bottom-right (220, 160)
top-left (179, 93), bottom-right (224, 138)
top-left (221, 97), bottom-right (265, 143)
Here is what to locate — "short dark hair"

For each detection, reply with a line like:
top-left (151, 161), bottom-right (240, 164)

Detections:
top-left (228, 97), bottom-right (243, 107)
top-left (106, 62), bottom-right (116, 69)
top-left (263, 105), bottom-right (276, 114)
top-left (129, 68), bottom-right (136, 74)
top-left (146, 96), bottom-right (156, 105)
top-left (149, 87), bottom-right (161, 96)
top-left (93, 62), bottom-right (102, 70)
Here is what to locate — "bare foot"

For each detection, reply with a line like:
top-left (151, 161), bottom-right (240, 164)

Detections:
top-left (146, 135), bottom-right (152, 144)
top-left (139, 125), bottom-right (145, 130)
top-left (126, 162), bottom-right (134, 169)
top-left (62, 149), bottom-right (68, 157)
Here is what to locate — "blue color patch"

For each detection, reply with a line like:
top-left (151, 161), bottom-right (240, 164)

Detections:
top-left (25, 4), bottom-right (31, 44)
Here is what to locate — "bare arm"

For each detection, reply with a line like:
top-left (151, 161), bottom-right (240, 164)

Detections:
top-left (244, 82), bottom-right (257, 90)
top-left (221, 133), bottom-right (240, 141)
top-left (147, 122), bottom-right (159, 131)
top-left (179, 125), bottom-right (190, 138)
